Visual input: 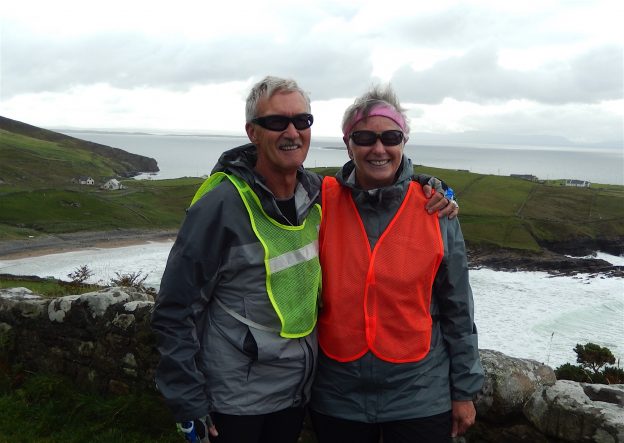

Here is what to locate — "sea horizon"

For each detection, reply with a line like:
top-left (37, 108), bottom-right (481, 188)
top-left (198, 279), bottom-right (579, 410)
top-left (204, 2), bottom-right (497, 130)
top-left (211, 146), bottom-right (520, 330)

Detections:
top-left (61, 130), bottom-right (624, 186)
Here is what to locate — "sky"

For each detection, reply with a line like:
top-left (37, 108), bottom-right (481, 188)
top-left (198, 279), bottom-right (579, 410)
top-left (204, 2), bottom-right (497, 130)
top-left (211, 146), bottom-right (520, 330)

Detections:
top-left (1, 0), bottom-right (623, 146)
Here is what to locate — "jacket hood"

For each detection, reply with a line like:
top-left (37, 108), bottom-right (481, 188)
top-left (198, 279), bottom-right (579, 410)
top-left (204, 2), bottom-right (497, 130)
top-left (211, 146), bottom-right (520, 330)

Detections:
top-left (211, 143), bottom-right (258, 184)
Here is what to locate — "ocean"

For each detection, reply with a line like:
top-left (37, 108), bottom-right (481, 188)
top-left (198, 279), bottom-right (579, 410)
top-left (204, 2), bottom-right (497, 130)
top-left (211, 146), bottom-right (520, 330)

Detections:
top-left (64, 131), bottom-right (624, 185)
top-left (0, 244), bottom-right (622, 369)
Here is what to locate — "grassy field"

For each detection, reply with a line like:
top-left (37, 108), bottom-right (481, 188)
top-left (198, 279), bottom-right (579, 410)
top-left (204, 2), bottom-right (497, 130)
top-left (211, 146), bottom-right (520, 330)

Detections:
top-left (414, 165), bottom-right (624, 250)
top-left (1, 169), bottom-right (623, 252)
top-left (0, 177), bottom-right (203, 238)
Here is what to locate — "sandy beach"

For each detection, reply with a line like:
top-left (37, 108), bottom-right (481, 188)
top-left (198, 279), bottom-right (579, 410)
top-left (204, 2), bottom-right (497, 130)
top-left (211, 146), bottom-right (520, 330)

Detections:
top-left (2, 229), bottom-right (621, 277)
top-left (0, 229), bottom-right (178, 259)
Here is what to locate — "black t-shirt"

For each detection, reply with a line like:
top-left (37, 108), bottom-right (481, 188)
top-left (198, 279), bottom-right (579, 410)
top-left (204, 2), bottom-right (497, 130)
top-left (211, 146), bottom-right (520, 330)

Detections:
top-left (275, 196), bottom-right (297, 225)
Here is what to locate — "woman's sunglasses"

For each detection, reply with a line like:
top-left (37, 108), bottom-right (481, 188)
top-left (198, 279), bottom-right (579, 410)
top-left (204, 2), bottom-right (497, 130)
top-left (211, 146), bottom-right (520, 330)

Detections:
top-left (350, 130), bottom-right (404, 146)
top-left (251, 113), bottom-right (314, 131)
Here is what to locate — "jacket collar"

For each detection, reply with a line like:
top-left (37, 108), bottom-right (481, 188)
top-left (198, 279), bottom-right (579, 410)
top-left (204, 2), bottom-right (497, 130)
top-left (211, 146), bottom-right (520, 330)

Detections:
top-left (336, 155), bottom-right (413, 206)
top-left (211, 143), bottom-right (321, 224)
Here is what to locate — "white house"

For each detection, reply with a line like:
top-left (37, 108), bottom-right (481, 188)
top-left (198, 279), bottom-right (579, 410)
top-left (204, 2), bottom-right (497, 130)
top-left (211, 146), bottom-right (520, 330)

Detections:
top-left (73, 176), bottom-right (95, 185)
top-left (101, 178), bottom-right (125, 190)
top-left (565, 179), bottom-right (591, 188)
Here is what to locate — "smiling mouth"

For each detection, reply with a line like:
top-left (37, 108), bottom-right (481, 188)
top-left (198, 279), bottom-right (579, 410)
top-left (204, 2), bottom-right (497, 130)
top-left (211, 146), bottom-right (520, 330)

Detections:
top-left (279, 143), bottom-right (300, 151)
top-left (368, 159), bottom-right (390, 166)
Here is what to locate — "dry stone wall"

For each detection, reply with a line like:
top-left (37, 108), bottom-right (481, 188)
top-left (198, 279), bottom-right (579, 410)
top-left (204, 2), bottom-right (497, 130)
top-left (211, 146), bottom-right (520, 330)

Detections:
top-left (0, 286), bottom-right (157, 394)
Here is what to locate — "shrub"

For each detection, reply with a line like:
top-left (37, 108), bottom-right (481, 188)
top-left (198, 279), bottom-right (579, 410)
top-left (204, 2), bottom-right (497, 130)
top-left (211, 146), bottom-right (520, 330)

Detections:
top-left (574, 342), bottom-right (616, 375)
top-left (67, 265), bottom-right (94, 286)
top-left (555, 342), bottom-right (620, 385)
top-left (555, 363), bottom-right (592, 383)
top-left (109, 271), bottom-right (155, 296)
top-left (603, 366), bottom-right (624, 384)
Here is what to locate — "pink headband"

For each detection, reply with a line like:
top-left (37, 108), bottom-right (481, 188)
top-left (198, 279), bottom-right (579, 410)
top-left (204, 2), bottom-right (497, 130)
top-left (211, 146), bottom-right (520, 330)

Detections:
top-left (342, 105), bottom-right (407, 143)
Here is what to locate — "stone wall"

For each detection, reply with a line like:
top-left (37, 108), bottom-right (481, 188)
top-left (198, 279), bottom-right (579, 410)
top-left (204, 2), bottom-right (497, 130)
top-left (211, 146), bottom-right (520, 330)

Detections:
top-left (1, 288), bottom-right (622, 442)
top-left (0, 286), bottom-right (157, 394)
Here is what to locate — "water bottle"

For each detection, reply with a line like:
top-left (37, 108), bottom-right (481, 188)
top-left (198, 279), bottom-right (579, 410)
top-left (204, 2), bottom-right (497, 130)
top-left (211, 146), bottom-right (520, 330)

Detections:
top-left (178, 421), bottom-right (200, 442)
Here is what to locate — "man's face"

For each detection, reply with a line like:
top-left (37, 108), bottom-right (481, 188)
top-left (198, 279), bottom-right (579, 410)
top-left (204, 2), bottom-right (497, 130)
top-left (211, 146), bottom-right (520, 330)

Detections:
top-left (246, 91), bottom-right (311, 178)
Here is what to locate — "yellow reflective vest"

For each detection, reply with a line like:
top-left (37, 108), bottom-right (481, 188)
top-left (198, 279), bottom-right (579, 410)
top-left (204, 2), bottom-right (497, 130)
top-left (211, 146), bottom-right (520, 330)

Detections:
top-left (191, 172), bottom-right (321, 338)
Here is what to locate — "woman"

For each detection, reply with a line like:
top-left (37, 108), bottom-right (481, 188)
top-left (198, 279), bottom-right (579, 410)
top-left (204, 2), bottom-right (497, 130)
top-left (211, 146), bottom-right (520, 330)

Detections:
top-left (311, 85), bottom-right (484, 443)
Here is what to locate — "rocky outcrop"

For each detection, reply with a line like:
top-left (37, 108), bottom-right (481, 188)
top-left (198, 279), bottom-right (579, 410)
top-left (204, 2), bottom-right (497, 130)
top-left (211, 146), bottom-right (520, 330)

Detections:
top-left (467, 248), bottom-right (623, 277)
top-left (464, 351), bottom-right (624, 443)
top-left (1, 289), bottom-right (622, 442)
top-left (541, 238), bottom-right (624, 258)
top-left (524, 381), bottom-right (624, 443)
top-left (475, 349), bottom-right (557, 422)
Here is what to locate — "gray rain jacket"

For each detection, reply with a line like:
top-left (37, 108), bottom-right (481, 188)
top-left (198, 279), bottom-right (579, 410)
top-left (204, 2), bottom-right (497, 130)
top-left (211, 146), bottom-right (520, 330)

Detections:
top-left (310, 156), bottom-right (484, 422)
top-left (152, 144), bottom-right (322, 422)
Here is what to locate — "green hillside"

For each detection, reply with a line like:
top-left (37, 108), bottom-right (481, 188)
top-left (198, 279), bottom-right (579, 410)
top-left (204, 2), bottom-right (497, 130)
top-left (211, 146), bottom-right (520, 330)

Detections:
top-left (0, 116), bottom-right (158, 186)
top-left (420, 167), bottom-right (624, 251)
top-left (0, 120), bottom-right (622, 253)
top-left (0, 178), bottom-right (202, 240)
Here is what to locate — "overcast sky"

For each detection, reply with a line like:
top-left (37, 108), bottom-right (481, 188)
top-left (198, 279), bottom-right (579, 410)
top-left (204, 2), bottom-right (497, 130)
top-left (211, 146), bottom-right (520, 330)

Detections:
top-left (1, 0), bottom-right (622, 145)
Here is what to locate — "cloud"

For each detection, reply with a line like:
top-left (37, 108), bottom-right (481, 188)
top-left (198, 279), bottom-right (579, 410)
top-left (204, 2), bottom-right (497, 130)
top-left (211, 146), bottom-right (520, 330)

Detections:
top-left (1, 0), bottom-right (622, 144)
top-left (461, 101), bottom-right (624, 144)
top-left (391, 44), bottom-right (623, 105)
top-left (1, 23), bottom-right (374, 100)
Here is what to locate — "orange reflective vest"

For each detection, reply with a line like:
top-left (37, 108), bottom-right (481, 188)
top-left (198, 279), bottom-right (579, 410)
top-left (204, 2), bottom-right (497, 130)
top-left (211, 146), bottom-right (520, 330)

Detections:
top-left (318, 177), bottom-right (444, 363)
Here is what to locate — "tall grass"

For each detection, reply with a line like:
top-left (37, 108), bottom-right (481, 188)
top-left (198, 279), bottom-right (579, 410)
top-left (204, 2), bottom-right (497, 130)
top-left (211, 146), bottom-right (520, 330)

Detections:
top-left (0, 370), bottom-right (318, 443)
top-left (0, 372), bottom-right (180, 443)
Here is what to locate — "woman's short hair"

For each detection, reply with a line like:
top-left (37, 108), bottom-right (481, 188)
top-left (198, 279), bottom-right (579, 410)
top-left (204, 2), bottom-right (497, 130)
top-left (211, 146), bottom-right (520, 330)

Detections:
top-left (341, 84), bottom-right (410, 136)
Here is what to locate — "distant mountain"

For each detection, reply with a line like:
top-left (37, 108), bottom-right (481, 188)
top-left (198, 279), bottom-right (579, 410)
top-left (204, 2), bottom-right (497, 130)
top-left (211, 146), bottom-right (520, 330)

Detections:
top-left (411, 130), bottom-right (622, 149)
top-left (0, 116), bottom-right (159, 181)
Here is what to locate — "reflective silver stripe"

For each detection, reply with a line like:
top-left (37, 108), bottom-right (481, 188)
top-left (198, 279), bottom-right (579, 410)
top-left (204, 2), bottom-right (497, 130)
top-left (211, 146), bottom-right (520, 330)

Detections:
top-left (268, 240), bottom-right (319, 274)
top-left (214, 297), bottom-right (280, 333)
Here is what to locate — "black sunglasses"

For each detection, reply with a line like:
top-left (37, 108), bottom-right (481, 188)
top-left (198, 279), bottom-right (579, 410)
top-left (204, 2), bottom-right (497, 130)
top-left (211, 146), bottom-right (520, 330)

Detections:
top-left (350, 130), bottom-right (404, 146)
top-left (251, 113), bottom-right (314, 131)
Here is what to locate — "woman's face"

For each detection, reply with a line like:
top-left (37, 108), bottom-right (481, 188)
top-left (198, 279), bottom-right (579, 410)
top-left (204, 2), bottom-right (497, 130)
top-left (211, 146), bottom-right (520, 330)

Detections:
top-left (347, 115), bottom-right (405, 190)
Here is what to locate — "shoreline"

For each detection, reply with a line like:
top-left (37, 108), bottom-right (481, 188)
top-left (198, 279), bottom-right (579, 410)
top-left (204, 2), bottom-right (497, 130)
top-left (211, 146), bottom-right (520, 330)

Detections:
top-left (0, 229), bottom-right (178, 260)
top-left (1, 229), bottom-right (622, 277)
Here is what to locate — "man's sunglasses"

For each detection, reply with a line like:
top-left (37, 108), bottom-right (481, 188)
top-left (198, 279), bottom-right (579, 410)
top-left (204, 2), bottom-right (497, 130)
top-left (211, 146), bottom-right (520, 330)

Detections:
top-left (350, 130), bottom-right (404, 146)
top-left (251, 113), bottom-right (314, 131)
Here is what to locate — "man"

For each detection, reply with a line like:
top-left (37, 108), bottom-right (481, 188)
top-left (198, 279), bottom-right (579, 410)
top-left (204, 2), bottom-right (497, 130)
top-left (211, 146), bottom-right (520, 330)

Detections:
top-left (151, 76), bottom-right (456, 443)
